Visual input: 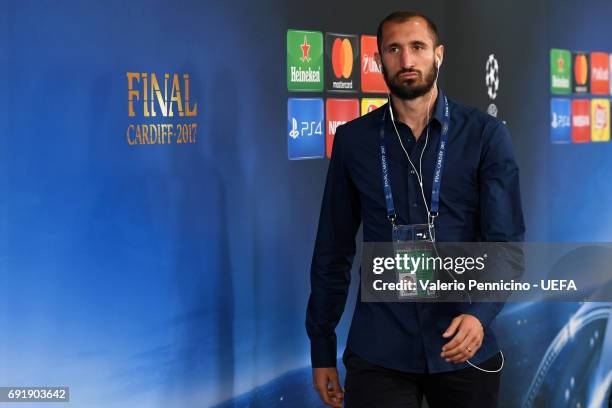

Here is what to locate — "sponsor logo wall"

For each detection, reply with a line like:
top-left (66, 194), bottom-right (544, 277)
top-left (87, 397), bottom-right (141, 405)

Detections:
top-left (550, 48), bottom-right (611, 144)
top-left (287, 29), bottom-right (388, 160)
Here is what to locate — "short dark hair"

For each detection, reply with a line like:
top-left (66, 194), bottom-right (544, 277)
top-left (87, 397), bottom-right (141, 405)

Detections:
top-left (377, 11), bottom-right (440, 54)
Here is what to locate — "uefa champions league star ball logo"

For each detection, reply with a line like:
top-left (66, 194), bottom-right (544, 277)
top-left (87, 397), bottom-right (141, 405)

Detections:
top-left (485, 54), bottom-right (499, 99)
top-left (485, 54), bottom-right (499, 117)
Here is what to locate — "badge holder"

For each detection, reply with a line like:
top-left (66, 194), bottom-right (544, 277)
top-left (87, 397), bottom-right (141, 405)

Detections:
top-left (391, 222), bottom-right (438, 299)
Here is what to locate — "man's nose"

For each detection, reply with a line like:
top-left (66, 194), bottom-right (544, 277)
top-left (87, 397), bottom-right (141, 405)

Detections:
top-left (399, 50), bottom-right (416, 69)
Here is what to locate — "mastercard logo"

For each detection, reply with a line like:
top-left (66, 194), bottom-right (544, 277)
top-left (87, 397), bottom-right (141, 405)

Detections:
top-left (331, 38), bottom-right (354, 79)
top-left (574, 54), bottom-right (588, 85)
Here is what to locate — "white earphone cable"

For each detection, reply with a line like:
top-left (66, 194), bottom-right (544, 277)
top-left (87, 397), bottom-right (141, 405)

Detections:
top-left (387, 60), bottom-right (439, 223)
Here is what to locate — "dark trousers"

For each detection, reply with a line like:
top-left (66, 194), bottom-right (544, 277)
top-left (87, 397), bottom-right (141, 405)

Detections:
top-left (343, 348), bottom-right (501, 408)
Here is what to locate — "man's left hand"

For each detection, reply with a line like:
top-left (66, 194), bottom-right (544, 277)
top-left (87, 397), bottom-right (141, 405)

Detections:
top-left (441, 314), bottom-right (483, 364)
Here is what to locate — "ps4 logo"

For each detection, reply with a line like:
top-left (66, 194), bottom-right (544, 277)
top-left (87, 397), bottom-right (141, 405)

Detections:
top-left (551, 112), bottom-right (570, 128)
top-left (287, 98), bottom-right (325, 160)
top-left (289, 117), bottom-right (322, 139)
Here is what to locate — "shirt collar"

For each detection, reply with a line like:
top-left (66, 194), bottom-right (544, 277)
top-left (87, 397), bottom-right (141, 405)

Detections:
top-left (431, 86), bottom-right (446, 126)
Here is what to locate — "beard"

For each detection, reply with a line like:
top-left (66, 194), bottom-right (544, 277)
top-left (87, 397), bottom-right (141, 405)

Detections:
top-left (383, 60), bottom-right (438, 100)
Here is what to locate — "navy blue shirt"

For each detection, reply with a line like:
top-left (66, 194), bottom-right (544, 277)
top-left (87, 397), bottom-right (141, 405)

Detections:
top-left (306, 88), bottom-right (525, 373)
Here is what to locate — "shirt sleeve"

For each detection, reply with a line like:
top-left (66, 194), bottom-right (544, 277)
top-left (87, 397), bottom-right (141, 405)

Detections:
top-left (305, 125), bottom-right (362, 367)
top-left (460, 120), bottom-right (526, 328)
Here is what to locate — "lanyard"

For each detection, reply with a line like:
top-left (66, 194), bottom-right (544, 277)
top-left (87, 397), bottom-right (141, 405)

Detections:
top-left (378, 95), bottom-right (450, 225)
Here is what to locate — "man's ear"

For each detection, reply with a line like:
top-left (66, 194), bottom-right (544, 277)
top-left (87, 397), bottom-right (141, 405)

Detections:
top-left (435, 44), bottom-right (445, 69)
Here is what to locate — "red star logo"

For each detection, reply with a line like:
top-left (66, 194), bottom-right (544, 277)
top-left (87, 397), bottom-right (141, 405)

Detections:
top-left (300, 35), bottom-right (311, 62)
top-left (557, 55), bottom-right (564, 73)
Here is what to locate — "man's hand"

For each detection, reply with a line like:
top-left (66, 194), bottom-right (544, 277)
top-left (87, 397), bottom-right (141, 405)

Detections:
top-left (313, 367), bottom-right (344, 407)
top-left (441, 314), bottom-right (484, 364)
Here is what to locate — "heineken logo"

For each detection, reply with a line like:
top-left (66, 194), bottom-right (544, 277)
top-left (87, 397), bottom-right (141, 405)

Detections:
top-left (287, 30), bottom-right (323, 91)
top-left (550, 49), bottom-right (571, 95)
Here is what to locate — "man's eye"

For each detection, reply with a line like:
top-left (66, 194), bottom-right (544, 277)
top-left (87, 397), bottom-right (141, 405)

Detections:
top-left (413, 45), bottom-right (423, 50)
top-left (388, 47), bottom-right (399, 53)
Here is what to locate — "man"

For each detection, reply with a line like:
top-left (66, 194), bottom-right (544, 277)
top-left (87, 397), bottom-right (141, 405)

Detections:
top-left (306, 11), bottom-right (525, 408)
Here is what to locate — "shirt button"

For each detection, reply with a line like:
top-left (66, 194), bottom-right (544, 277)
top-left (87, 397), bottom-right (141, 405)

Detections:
top-left (412, 203), bottom-right (418, 208)
top-left (410, 170), bottom-right (416, 174)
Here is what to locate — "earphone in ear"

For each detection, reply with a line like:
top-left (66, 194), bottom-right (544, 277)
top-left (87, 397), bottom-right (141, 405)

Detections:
top-left (435, 57), bottom-right (440, 69)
